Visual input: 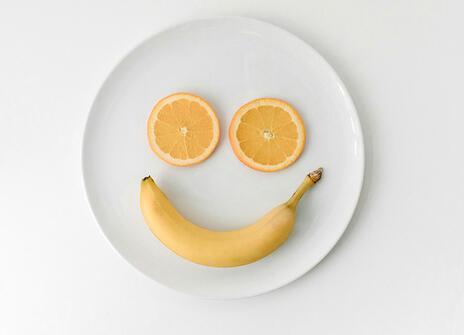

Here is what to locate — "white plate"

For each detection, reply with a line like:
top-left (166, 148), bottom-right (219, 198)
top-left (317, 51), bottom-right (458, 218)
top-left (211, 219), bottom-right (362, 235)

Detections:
top-left (82, 17), bottom-right (364, 299)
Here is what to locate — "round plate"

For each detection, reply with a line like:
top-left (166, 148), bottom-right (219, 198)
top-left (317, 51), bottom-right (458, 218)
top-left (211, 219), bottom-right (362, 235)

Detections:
top-left (82, 17), bottom-right (364, 299)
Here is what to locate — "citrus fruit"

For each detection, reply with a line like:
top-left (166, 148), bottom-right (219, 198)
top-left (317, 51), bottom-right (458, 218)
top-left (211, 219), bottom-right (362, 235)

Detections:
top-left (147, 93), bottom-right (220, 166)
top-left (229, 98), bottom-right (306, 172)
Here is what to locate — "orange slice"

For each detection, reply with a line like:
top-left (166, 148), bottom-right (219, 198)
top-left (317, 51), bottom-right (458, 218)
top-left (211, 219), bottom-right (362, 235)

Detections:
top-left (229, 98), bottom-right (306, 172)
top-left (147, 93), bottom-right (220, 166)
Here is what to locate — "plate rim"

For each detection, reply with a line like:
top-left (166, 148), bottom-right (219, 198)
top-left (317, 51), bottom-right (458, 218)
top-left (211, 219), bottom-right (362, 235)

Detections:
top-left (81, 16), bottom-right (365, 299)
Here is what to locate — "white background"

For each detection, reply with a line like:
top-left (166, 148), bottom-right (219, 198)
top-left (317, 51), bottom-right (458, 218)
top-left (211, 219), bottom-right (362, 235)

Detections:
top-left (1, 0), bottom-right (463, 334)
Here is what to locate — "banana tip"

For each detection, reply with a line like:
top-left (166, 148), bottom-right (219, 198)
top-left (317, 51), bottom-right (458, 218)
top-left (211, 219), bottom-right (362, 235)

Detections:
top-left (142, 176), bottom-right (151, 181)
top-left (308, 168), bottom-right (323, 183)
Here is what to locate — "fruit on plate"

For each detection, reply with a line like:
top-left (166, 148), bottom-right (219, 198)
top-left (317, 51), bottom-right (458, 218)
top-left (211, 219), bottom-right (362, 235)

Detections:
top-left (229, 98), bottom-right (306, 172)
top-left (140, 168), bottom-right (323, 267)
top-left (147, 92), bottom-right (220, 166)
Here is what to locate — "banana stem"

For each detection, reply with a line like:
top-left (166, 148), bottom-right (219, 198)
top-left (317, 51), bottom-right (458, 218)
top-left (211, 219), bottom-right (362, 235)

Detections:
top-left (286, 168), bottom-right (323, 208)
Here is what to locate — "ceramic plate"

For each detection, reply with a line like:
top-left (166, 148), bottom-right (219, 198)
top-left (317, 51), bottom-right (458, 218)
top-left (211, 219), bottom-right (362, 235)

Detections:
top-left (82, 17), bottom-right (364, 298)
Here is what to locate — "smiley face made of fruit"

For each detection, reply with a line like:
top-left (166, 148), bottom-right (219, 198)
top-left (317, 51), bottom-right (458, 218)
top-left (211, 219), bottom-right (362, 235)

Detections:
top-left (143, 92), bottom-right (321, 268)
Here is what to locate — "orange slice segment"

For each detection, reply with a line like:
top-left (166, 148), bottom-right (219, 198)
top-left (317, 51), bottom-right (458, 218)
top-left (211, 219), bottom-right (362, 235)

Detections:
top-left (147, 93), bottom-right (220, 166)
top-left (229, 98), bottom-right (305, 172)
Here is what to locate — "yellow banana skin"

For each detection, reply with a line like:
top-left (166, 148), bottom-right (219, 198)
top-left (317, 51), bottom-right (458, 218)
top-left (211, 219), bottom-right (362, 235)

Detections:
top-left (140, 168), bottom-right (323, 267)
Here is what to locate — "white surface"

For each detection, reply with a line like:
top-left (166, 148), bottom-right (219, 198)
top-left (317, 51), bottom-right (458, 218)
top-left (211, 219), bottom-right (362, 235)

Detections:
top-left (0, 0), bottom-right (463, 333)
top-left (82, 17), bottom-right (364, 298)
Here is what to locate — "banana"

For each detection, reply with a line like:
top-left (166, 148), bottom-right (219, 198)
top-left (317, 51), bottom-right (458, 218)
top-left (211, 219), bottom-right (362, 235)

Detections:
top-left (140, 168), bottom-right (323, 267)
